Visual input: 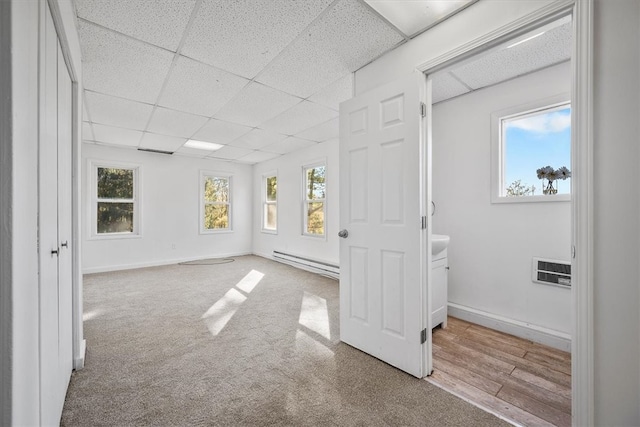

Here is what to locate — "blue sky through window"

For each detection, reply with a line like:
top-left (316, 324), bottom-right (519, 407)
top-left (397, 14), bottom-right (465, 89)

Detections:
top-left (504, 105), bottom-right (571, 195)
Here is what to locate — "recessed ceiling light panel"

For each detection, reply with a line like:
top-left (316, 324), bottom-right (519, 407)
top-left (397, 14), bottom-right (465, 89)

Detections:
top-left (184, 140), bottom-right (224, 151)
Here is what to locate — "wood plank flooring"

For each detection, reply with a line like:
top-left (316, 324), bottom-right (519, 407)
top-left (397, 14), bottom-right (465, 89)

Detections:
top-left (427, 316), bottom-right (571, 427)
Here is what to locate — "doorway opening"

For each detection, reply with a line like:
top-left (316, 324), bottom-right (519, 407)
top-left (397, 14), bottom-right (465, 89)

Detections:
top-left (425, 13), bottom-right (574, 426)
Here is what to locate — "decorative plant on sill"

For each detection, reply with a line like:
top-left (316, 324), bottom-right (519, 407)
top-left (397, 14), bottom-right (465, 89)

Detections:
top-left (536, 165), bottom-right (571, 195)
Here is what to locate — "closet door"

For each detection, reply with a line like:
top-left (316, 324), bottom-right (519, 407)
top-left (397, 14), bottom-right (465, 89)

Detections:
top-left (39, 4), bottom-right (62, 424)
top-left (57, 41), bottom-right (74, 398)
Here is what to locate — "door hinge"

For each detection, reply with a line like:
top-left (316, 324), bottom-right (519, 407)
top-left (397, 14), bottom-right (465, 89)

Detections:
top-left (572, 245), bottom-right (576, 259)
top-left (420, 328), bottom-right (427, 344)
top-left (421, 216), bottom-right (427, 230)
top-left (420, 102), bottom-right (427, 118)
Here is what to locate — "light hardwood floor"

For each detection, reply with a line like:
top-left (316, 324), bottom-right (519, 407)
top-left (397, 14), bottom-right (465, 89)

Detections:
top-left (428, 317), bottom-right (571, 427)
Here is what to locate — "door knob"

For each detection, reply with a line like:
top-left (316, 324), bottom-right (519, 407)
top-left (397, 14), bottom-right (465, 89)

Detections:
top-left (338, 229), bottom-right (349, 238)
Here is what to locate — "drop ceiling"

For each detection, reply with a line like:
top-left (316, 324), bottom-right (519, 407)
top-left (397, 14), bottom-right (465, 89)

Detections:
top-left (76, 0), bottom-right (473, 164)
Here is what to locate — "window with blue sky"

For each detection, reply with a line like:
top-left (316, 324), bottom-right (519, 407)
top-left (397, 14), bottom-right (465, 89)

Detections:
top-left (502, 103), bottom-right (571, 197)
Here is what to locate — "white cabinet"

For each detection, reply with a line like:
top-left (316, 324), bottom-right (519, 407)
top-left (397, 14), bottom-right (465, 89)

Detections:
top-left (432, 249), bottom-right (448, 328)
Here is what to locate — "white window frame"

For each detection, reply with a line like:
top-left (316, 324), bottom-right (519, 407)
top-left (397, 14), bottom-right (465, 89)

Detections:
top-left (302, 160), bottom-right (327, 238)
top-left (262, 172), bottom-right (278, 234)
top-left (89, 160), bottom-right (142, 240)
top-left (491, 93), bottom-right (572, 204)
top-left (200, 170), bottom-right (233, 234)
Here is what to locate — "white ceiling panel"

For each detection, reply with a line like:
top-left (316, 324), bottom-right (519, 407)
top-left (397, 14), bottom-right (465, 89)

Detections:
top-left (147, 107), bottom-right (209, 138)
top-left (228, 128), bottom-right (287, 150)
top-left (181, 0), bottom-right (332, 79)
top-left (82, 100), bottom-right (89, 121)
top-left (451, 22), bottom-right (572, 90)
top-left (261, 101), bottom-right (338, 136)
top-left (78, 20), bottom-right (174, 104)
top-left (159, 56), bottom-right (249, 117)
top-left (207, 145), bottom-right (254, 161)
top-left (192, 119), bottom-right (253, 145)
top-left (431, 71), bottom-right (471, 104)
top-left (85, 91), bottom-right (154, 131)
top-left (235, 150), bottom-right (281, 164)
top-left (92, 123), bottom-right (143, 147)
top-left (295, 118), bottom-right (339, 142)
top-left (257, 0), bottom-right (404, 98)
top-left (213, 82), bottom-right (302, 128)
top-left (139, 133), bottom-right (187, 152)
top-left (82, 122), bottom-right (94, 141)
top-left (308, 74), bottom-right (353, 111)
top-left (262, 136), bottom-right (316, 155)
top-left (174, 146), bottom-right (217, 158)
top-left (75, 0), bottom-right (196, 51)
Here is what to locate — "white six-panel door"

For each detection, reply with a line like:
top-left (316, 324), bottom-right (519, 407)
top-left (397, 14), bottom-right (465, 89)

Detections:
top-left (339, 72), bottom-right (429, 378)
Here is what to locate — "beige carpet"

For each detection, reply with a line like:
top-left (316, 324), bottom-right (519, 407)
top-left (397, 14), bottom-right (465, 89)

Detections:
top-left (62, 255), bottom-right (507, 426)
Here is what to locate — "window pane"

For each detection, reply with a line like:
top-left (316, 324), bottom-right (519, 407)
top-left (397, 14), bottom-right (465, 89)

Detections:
top-left (306, 202), bottom-right (324, 235)
top-left (306, 166), bottom-right (326, 200)
top-left (266, 176), bottom-right (277, 202)
top-left (205, 204), bottom-right (229, 229)
top-left (97, 167), bottom-right (133, 199)
top-left (264, 204), bottom-right (277, 230)
top-left (97, 202), bottom-right (133, 233)
top-left (204, 177), bottom-right (229, 203)
top-left (503, 106), bottom-right (571, 196)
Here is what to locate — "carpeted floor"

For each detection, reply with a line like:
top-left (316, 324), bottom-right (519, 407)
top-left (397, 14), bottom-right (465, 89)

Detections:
top-left (61, 255), bottom-right (508, 426)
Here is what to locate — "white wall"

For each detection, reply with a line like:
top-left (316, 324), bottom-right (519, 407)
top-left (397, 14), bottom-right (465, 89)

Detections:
top-left (82, 143), bottom-right (253, 273)
top-left (252, 139), bottom-right (339, 266)
top-left (356, 0), bottom-right (640, 423)
top-left (433, 62), bottom-right (572, 336)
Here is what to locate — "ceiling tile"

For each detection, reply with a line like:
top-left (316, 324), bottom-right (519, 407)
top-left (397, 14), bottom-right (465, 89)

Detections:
top-left (451, 22), bottom-right (572, 90)
top-left (78, 20), bottom-right (174, 104)
top-left (181, 0), bottom-right (332, 78)
top-left (139, 133), bottom-right (187, 152)
top-left (228, 128), bottom-right (287, 150)
top-left (192, 119), bottom-right (253, 145)
top-left (159, 56), bottom-right (249, 117)
top-left (308, 74), bottom-right (353, 111)
top-left (147, 107), bottom-right (209, 138)
top-left (75, 0), bottom-right (196, 51)
top-left (92, 123), bottom-right (143, 147)
top-left (235, 150), bottom-right (281, 165)
top-left (82, 100), bottom-right (89, 121)
top-left (207, 145), bottom-right (254, 161)
top-left (261, 101), bottom-right (338, 136)
top-left (431, 71), bottom-right (471, 104)
top-left (295, 118), bottom-right (339, 142)
top-left (213, 82), bottom-right (301, 128)
top-left (174, 146), bottom-right (216, 158)
top-left (262, 136), bottom-right (316, 155)
top-left (257, 0), bottom-right (404, 98)
top-left (85, 91), bottom-right (154, 130)
top-left (82, 122), bottom-right (94, 141)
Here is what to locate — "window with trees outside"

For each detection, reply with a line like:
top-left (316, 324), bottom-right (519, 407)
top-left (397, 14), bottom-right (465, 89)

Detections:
top-left (202, 173), bottom-right (231, 232)
top-left (493, 100), bottom-right (571, 203)
top-left (94, 165), bottom-right (139, 236)
top-left (303, 163), bottom-right (326, 236)
top-left (263, 174), bottom-right (277, 232)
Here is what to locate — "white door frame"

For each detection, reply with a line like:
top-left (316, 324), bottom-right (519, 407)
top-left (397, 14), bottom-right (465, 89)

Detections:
top-left (44, 0), bottom-right (85, 370)
top-left (415, 0), bottom-right (593, 425)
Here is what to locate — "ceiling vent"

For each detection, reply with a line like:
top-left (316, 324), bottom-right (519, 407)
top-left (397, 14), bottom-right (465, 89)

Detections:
top-left (532, 257), bottom-right (571, 288)
top-left (137, 148), bottom-right (173, 155)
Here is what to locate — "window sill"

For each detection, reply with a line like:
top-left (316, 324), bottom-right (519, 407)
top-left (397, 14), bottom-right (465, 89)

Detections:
top-left (261, 229), bottom-right (278, 235)
top-left (491, 194), bottom-right (571, 204)
top-left (302, 233), bottom-right (327, 240)
top-left (200, 229), bottom-right (234, 235)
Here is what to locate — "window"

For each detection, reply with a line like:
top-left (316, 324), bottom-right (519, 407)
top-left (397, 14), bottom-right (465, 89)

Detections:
top-left (201, 172), bottom-right (231, 232)
top-left (303, 163), bottom-right (326, 236)
top-left (492, 98), bottom-right (571, 203)
top-left (93, 163), bottom-right (139, 237)
top-left (262, 174), bottom-right (277, 232)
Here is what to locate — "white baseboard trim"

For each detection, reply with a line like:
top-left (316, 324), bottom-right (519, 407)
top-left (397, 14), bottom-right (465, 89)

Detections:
top-left (82, 252), bottom-right (253, 274)
top-left (74, 339), bottom-right (86, 370)
top-left (448, 302), bottom-right (571, 352)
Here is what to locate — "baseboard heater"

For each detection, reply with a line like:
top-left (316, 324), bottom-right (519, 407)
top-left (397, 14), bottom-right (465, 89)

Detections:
top-left (272, 251), bottom-right (339, 280)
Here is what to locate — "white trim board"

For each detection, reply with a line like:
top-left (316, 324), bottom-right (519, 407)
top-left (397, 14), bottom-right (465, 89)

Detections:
top-left (82, 251), bottom-right (252, 274)
top-left (448, 302), bottom-right (571, 352)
